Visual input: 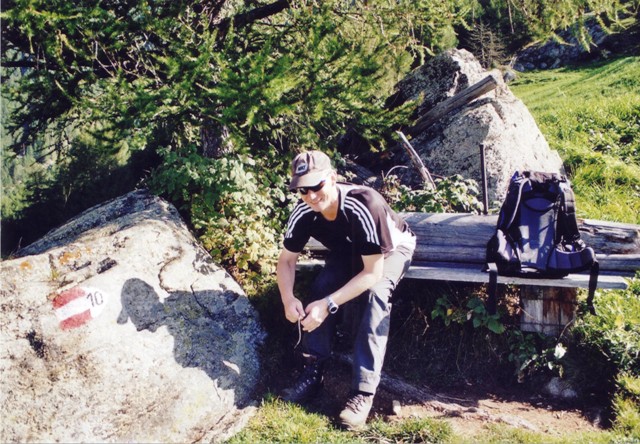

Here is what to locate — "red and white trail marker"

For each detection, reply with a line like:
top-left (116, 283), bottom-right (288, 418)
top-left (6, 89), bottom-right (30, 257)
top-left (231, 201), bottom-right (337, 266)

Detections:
top-left (52, 286), bottom-right (108, 330)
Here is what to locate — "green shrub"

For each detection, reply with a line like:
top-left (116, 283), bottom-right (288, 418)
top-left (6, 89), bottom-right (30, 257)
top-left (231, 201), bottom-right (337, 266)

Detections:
top-left (572, 276), bottom-right (640, 378)
top-left (382, 174), bottom-right (483, 214)
top-left (147, 146), bottom-right (291, 294)
top-left (612, 373), bottom-right (640, 440)
top-left (554, 275), bottom-right (640, 434)
top-left (431, 295), bottom-right (505, 334)
top-left (505, 329), bottom-right (567, 383)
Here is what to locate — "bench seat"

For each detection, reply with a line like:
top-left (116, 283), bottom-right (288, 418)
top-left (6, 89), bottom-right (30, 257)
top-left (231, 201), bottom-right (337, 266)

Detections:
top-left (297, 259), bottom-right (631, 290)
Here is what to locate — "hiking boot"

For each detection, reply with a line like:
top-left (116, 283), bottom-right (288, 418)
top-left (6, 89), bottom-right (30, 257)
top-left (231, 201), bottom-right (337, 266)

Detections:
top-left (281, 355), bottom-right (324, 404)
top-left (338, 391), bottom-right (374, 430)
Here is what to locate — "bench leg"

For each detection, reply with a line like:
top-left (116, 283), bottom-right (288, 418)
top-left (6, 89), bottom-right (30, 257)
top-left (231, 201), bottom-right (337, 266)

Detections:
top-left (520, 286), bottom-right (577, 336)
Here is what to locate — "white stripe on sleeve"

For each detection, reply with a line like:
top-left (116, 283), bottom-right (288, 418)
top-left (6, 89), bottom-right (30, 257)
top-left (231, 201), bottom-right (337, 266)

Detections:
top-left (285, 203), bottom-right (313, 238)
top-left (345, 197), bottom-right (379, 245)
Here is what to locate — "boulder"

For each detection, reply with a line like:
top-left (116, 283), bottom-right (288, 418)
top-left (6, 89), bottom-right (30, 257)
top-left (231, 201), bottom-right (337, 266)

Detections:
top-left (392, 48), bottom-right (563, 206)
top-left (514, 20), bottom-right (609, 71)
top-left (0, 189), bottom-right (265, 443)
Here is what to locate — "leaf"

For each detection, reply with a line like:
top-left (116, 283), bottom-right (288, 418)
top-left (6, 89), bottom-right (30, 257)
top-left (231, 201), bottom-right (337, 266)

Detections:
top-left (487, 318), bottom-right (505, 334)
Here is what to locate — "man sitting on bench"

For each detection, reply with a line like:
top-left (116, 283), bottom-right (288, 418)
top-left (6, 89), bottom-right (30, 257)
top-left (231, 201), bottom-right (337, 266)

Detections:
top-left (276, 150), bottom-right (416, 429)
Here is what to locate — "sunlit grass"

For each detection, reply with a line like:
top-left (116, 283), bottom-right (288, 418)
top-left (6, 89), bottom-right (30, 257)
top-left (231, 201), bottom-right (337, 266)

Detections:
top-left (226, 396), bottom-right (454, 444)
top-left (510, 56), bottom-right (640, 224)
top-left (226, 396), bottom-right (359, 444)
top-left (459, 423), bottom-right (619, 444)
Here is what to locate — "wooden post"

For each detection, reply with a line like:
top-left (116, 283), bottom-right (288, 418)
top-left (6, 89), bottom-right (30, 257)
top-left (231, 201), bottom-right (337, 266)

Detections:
top-left (479, 143), bottom-right (489, 215)
top-left (520, 287), bottom-right (578, 336)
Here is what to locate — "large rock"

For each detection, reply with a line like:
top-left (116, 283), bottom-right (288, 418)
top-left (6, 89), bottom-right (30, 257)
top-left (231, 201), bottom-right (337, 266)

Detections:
top-left (0, 189), bottom-right (265, 443)
top-left (393, 49), bottom-right (563, 206)
top-left (514, 19), bottom-right (609, 71)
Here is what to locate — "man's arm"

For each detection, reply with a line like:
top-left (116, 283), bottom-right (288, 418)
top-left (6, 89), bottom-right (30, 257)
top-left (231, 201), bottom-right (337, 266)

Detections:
top-left (277, 247), bottom-right (306, 323)
top-left (329, 253), bottom-right (384, 306)
top-left (301, 253), bottom-right (384, 331)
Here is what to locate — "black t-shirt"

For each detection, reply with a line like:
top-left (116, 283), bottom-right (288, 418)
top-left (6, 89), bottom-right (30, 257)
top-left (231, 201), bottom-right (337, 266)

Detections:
top-left (283, 183), bottom-right (414, 257)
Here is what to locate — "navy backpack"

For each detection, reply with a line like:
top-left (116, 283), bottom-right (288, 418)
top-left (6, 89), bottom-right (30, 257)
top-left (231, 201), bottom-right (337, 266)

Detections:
top-left (485, 171), bottom-right (599, 314)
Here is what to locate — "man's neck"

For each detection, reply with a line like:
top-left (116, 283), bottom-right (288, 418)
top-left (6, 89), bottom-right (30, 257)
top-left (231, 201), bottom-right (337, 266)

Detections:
top-left (320, 187), bottom-right (340, 221)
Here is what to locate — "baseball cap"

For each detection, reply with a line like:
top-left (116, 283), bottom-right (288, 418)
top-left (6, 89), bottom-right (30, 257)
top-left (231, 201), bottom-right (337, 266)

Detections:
top-left (288, 151), bottom-right (333, 190)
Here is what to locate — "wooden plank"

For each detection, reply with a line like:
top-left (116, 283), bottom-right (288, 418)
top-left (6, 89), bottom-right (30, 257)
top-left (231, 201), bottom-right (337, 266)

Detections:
top-left (402, 212), bottom-right (640, 254)
top-left (404, 262), bottom-right (629, 290)
top-left (597, 254), bottom-right (640, 273)
top-left (401, 213), bottom-right (640, 269)
top-left (579, 219), bottom-right (640, 254)
top-left (296, 260), bottom-right (630, 290)
top-left (303, 213), bottom-right (640, 272)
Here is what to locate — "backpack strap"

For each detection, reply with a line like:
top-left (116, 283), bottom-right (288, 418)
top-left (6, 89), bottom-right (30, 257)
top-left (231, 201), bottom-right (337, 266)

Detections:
top-left (486, 262), bottom-right (498, 315)
top-left (558, 180), bottom-right (600, 314)
top-left (497, 173), bottom-right (528, 232)
top-left (558, 180), bottom-right (580, 241)
top-left (485, 173), bottom-right (528, 314)
top-left (587, 260), bottom-right (599, 315)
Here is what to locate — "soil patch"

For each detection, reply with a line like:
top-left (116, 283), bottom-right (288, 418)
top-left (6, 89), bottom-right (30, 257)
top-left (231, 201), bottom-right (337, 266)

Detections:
top-left (277, 357), bottom-right (606, 439)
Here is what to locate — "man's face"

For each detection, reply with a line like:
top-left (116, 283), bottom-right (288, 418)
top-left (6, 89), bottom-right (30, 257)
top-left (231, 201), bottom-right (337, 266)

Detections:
top-left (298, 173), bottom-right (336, 213)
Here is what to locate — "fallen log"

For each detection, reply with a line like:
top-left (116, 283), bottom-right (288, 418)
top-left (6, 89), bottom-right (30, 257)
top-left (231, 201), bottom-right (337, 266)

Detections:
top-left (406, 72), bottom-right (500, 136)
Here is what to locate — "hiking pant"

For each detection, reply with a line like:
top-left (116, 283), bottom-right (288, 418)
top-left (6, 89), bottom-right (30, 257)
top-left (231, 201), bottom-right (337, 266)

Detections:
top-left (302, 241), bottom-right (414, 395)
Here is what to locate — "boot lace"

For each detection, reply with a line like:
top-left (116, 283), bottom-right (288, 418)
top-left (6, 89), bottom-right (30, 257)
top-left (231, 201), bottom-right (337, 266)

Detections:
top-left (344, 393), bottom-right (371, 413)
top-left (291, 365), bottom-right (321, 395)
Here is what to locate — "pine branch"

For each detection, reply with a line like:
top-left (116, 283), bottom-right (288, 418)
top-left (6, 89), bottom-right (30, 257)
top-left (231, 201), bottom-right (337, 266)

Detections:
top-left (215, 0), bottom-right (291, 43)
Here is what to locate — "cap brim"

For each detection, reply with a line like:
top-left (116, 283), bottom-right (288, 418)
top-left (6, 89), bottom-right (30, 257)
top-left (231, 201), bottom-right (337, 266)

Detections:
top-left (288, 170), bottom-right (330, 191)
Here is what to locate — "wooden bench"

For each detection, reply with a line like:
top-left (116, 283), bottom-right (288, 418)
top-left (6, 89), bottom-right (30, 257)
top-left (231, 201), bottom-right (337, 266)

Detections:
top-left (298, 212), bottom-right (640, 335)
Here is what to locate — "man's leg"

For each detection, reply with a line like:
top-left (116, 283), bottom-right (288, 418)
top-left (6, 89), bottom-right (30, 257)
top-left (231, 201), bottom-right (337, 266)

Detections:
top-left (302, 250), bottom-right (354, 360)
top-left (339, 244), bottom-right (414, 428)
top-left (283, 249), bottom-right (354, 404)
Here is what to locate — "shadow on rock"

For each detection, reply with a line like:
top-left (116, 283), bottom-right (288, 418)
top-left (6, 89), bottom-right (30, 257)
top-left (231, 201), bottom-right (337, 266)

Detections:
top-left (117, 278), bottom-right (257, 392)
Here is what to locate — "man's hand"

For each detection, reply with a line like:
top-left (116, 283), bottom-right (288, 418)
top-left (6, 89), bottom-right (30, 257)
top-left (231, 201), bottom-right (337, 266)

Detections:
top-left (301, 299), bottom-right (329, 332)
top-left (283, 297), bottom-right (306, 323)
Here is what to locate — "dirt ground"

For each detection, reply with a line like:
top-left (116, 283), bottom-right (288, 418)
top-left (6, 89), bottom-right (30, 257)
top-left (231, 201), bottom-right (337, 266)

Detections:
top-left (373, 381), bottom-right (604, 439)
top-left (291, 357), bottom-right (606, 440)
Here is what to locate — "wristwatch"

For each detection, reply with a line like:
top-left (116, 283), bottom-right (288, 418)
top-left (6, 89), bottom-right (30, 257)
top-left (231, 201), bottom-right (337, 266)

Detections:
top-left (326, 296), bottom-right (339, 314)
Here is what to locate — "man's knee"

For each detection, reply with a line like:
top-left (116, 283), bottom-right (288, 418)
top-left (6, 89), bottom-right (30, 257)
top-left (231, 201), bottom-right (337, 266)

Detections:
top-left (369, 280), bottom-right (394, 304)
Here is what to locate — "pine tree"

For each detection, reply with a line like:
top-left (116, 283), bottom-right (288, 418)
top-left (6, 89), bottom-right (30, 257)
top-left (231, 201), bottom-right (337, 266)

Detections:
top-left (1, 0), bottom-right (634, 270)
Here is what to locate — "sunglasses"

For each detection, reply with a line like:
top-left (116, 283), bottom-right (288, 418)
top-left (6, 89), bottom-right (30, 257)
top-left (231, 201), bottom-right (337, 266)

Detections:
top-left (298, 179), bottom-right (326, 195)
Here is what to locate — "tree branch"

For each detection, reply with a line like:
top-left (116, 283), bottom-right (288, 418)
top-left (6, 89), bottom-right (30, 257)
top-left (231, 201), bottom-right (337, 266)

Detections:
top-left (215, 0), bottom-right (291, 41)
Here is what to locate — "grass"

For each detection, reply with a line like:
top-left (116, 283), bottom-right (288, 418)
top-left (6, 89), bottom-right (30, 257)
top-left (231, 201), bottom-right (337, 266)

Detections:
top-left (227, 398), bottom-right (630, 444)
top-left (458, 424), bottom-right (620, 444)
top-left (227, 397), bottom-right (355, 444)
top-left (225, 396), bottom-right (451, 444)
top-left (509, 56), bottom-right (640, 224)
